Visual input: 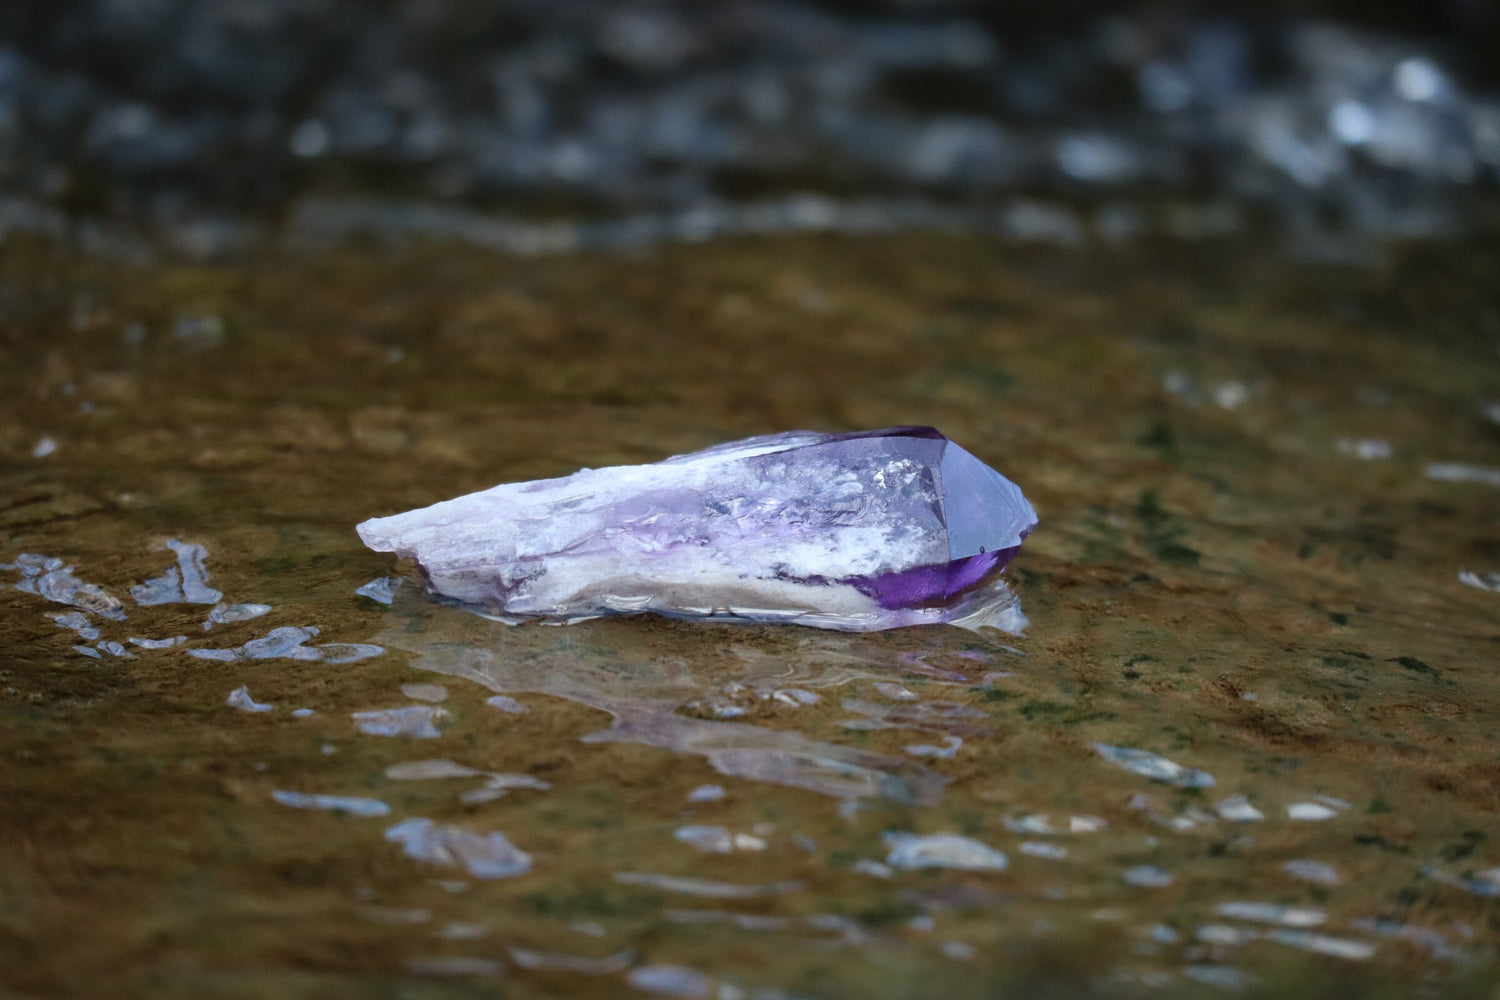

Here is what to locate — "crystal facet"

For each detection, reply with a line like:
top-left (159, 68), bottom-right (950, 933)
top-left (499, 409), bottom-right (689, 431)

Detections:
top-left (357, 427), bottom-right (1037, 631)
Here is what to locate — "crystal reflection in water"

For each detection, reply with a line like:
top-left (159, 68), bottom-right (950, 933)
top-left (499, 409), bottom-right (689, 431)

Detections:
top-left (370, 585), bottom-right (1017, 805)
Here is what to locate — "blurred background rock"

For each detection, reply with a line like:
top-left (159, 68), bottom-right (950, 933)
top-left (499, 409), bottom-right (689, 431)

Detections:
top-left (2, 0), bottom-right (1497, 257)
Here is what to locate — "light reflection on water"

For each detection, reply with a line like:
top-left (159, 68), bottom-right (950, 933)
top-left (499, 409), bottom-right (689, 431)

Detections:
top-left (3, 540), bottom-right (1497, 993)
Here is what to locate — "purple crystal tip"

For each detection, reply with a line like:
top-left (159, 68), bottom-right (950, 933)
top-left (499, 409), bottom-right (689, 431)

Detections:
top-left (357, 426), bottom-right (1037, 631)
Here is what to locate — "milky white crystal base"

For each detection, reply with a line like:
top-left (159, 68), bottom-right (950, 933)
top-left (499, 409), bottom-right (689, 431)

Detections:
top-left (357, 428), bottom-right (1036, 632)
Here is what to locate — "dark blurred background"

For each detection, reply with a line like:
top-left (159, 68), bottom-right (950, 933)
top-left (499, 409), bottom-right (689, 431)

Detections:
top-left (2, 0), bottom-right (1497, 252)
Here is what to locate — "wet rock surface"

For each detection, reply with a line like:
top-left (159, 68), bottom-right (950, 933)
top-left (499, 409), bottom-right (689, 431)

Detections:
top-left (1, 232), bottom-right (1498, 997)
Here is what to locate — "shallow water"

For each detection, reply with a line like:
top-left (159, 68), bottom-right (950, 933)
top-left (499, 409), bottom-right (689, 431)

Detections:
top-left (2, 232), bottom-right (1498, 998)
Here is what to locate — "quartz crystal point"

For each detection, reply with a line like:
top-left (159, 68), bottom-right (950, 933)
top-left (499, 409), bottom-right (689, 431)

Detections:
top-left (357, 427), bottom-right (1036, 631)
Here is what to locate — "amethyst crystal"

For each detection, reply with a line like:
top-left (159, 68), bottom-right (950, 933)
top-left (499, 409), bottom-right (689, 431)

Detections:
top-left (357, 427), bottom-right (1036, 631)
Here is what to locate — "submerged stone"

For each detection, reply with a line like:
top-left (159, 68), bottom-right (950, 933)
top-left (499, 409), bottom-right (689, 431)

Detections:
top-left (357, 427), bottom-right (1036, 631)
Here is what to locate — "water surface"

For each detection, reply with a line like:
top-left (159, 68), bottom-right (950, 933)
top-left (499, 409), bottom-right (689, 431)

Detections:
top-left (2, 232), bottom-right (1498, 998)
